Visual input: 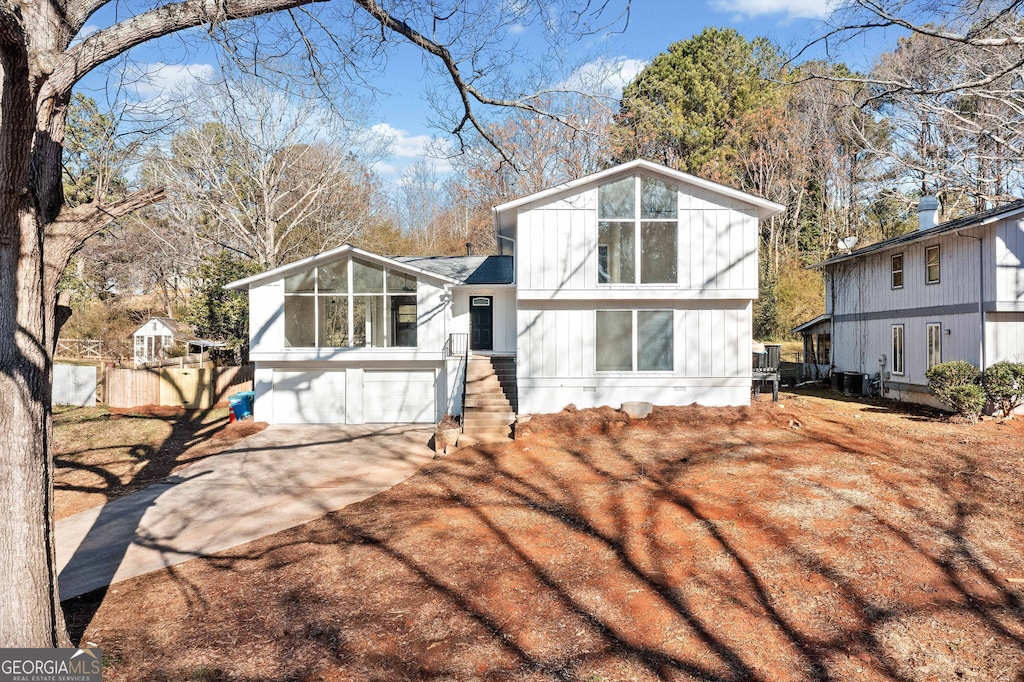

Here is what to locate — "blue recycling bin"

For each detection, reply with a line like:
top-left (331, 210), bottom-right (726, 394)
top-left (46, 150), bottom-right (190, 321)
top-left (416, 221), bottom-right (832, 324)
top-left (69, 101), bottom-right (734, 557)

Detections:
top-left (228, 390), bottom-right (255, 420)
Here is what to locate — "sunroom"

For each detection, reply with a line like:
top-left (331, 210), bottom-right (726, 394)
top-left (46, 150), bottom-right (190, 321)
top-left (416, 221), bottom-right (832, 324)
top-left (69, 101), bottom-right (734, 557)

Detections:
top-left (225, 245), bottom-right (457, 424)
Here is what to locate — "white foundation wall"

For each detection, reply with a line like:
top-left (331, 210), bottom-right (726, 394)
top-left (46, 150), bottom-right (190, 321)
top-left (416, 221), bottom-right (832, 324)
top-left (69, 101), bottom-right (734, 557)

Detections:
top-left (253, 361), bottom-right (448, 424)
top-left (515, 300), bottom-right (753, 414)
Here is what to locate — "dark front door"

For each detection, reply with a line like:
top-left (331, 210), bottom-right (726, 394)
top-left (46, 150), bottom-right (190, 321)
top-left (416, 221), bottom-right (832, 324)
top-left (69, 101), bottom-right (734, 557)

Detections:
top-left (470, 296), bottom-right (494, 351)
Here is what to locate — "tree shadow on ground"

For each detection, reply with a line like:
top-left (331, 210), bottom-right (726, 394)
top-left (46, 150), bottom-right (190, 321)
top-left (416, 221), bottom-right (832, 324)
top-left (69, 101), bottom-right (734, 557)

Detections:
top-left (55, 401), bottom-right (236, 642)
top-left (61, 400), bottom-right (1024, 680)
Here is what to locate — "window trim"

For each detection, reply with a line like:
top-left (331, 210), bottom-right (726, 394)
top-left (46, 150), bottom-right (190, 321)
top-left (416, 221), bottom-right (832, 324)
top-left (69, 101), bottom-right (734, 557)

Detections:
top-left (283, 257), bottom-right (418, 349)
top-left (595, 309), bottom-right (675, 373)
top-left (597, 175), bottom-right (678, 286)
top-left (925, 244), bottom-right (940, 285)
top-left (891, 253), bottom-right (904, 289)
top-left (891, 324), bottom-right (905, 375)
top-left (927, 322), bottom-right (941, 370)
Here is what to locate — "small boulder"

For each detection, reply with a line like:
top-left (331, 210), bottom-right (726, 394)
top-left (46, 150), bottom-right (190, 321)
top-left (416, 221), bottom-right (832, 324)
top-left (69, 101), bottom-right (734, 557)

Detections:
top-left (621, 401), bottom-right (652, 419)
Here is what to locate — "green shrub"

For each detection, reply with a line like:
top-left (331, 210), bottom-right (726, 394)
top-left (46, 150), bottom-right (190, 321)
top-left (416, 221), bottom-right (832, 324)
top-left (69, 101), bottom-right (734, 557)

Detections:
top-left (982, 361), bottom-right (1024, 417)
top-left (926, 360), bottom-right (985, 421)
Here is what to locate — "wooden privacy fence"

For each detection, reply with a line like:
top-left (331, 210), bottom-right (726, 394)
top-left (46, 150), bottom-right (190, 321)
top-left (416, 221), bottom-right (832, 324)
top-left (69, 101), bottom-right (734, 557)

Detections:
top-left (105, 364), bottom-right (254, 409)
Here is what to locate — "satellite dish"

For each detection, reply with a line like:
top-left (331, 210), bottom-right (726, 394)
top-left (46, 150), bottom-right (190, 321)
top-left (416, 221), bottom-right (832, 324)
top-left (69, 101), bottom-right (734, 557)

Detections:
top-left (837, 236), bottom-right (859, 251)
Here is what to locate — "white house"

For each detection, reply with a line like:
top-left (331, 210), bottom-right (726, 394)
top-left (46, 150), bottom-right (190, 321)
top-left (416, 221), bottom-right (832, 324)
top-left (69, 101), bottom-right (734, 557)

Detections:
top-left (809, 197), bottom-right (1024, 405)
top-left (132, 317), bottom-right (227, 367)
top-left (225, 160), bottom-right (784, 428)
top-left (133, 317), bottom-right (184, 366)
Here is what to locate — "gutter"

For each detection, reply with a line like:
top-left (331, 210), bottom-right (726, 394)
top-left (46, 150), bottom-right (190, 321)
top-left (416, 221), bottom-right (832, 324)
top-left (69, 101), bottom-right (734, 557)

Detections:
top-left (956, 231), bottom-right (986, 370)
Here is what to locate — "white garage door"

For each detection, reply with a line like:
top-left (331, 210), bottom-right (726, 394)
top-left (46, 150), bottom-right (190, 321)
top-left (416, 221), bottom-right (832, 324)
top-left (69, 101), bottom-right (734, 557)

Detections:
top-left (364, 370), bottom-right (435, 423)
top-left (272, 370), bottom-right (346, 424)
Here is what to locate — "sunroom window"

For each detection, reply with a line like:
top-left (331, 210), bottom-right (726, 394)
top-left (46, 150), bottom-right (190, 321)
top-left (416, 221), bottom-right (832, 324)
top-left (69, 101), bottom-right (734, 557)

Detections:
top-left (283, 257), bottom-right (417, 348)
top-left (598, 176), bottom-right (678, 284)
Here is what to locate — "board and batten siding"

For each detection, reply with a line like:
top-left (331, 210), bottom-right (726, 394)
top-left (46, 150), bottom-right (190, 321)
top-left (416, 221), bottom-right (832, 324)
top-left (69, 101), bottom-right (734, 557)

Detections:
top-left (516, 301), bottom-right (753, 414)
top-left (829, 227), bottom-right (994, 319)
top-left (514, 180), bottom-right (759, 298)
top-left (253, 361), bottom-right (448, 424)
top-left (995, 216), bottom-right (1024, 304)
top-left (247, 272), bottom-right (449, 360)
top-left (450, 286), bottom-right (516, 353)
top-left (827, 217), bottom-right (1024, 395)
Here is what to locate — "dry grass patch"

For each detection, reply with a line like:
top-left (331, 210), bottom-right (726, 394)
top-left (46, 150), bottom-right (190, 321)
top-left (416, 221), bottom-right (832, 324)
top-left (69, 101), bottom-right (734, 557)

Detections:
top-left (54, 405), bottom-right (266, 519)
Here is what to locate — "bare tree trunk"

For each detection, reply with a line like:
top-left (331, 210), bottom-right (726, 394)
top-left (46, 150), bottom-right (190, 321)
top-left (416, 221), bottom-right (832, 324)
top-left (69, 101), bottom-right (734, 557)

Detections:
top-left (0, 215), bottom-right (71, 647)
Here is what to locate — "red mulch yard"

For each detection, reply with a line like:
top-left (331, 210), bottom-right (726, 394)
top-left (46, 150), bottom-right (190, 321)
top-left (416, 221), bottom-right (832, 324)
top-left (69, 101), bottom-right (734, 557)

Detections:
top-left (62, 391), bottom-right (1024, 681)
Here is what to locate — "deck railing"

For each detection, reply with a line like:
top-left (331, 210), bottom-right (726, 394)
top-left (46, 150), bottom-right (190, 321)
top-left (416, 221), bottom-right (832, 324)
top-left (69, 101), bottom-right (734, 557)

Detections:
top-left (444, 332), bottom-right (469, 358)
top-left (752, 343), bottom-right (782, 401)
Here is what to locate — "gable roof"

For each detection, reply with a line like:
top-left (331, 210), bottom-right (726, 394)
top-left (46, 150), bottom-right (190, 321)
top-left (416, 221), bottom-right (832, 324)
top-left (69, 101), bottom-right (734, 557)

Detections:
top-left (133, 317), bottom-right (185, 338)
top-left (791, 314), bottom-right (832, 335)
top-left (393, 256), bottom-right (513, 284)
top-left (811, 199), bottom-right (1024, 269)
top-left (223, 244), bottom-right (463, 291)
top-left (492, 159), bottom-right (786, 232)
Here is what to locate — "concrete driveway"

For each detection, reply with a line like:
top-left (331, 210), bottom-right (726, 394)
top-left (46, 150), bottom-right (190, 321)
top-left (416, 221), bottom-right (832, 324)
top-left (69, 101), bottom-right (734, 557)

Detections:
top-left (57, 423), bottom-right (434, 601)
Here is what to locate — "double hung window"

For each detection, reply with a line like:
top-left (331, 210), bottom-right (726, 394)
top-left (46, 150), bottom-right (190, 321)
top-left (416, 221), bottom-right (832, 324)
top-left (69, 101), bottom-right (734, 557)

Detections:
top-left (598, 176), bottom-right (678, 284)
top-left (891, 324), bottom-right (905, 375)
top-left (891, 253), bottom-right (903, 289)
top-left (596, 310), bottom-right (674, 372)
top-left (927, 323), bottom-right (941, 370)
top-left (926, 245), bottom-right (940, 284)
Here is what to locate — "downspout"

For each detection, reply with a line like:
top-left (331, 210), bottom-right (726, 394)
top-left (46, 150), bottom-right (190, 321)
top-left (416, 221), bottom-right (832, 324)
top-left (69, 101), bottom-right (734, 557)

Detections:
top-left (957, 232), bottom-right (986, 370)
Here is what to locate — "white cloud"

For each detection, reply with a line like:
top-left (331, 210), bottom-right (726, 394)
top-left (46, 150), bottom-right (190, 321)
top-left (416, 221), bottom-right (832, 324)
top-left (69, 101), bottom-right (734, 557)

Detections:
top-left (368, 123), bottom-right (453, 178)
top-left (123, 62), bottom-right (216, 99)
top-left (709, 0), bottom-right (835, 20)
top-left (562, 57), bottom-right (648, 97)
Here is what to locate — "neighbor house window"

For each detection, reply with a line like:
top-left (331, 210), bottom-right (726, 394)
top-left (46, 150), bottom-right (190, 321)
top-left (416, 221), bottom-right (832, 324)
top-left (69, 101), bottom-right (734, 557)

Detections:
top-left (891, 253), bottom-right (903, 289)
top-left (892, 324), bottom-right (905, 375)
top-left (598, 176), bottom-right (678, 284)
top-left (284, 257), bottom-right (417, 348)
top-left (926, 245), bottom-right (940, 284)
top-left (596, 310), bottom-right (674, 372)
top-left (927, 323), bottom-right (941, 370)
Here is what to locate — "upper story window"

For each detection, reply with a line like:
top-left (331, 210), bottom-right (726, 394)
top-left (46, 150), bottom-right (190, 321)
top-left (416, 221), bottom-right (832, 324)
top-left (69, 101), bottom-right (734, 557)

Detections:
top-left (926, 245), bottom-right (940, 284)
top-left (891, 253), bottom-right (903, 289)
top-left (283, 257), bottom-right (417, 349)
top-left (597, 176), bottom-right (678, 284)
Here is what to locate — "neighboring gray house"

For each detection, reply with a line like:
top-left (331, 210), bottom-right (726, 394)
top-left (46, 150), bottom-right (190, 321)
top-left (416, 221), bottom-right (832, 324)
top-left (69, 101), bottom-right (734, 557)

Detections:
top-left (810, 197), bottom-right (1024, 406)
top-left (225, 159), bottom-right (784, 428)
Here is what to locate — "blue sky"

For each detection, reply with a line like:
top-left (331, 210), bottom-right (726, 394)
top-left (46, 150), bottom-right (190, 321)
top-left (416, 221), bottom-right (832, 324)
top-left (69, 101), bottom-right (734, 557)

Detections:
top-left (76, 0), bottom-right (888, 181)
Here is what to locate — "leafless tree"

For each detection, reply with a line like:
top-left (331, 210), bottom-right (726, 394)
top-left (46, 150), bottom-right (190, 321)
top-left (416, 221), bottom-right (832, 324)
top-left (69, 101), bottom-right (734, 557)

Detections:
top-left (807, 1), bottom-right (1024, 208)
top-left (0, 0), bottom-right (628, 647)
top-left (146, 76), bottom-right (389, 268)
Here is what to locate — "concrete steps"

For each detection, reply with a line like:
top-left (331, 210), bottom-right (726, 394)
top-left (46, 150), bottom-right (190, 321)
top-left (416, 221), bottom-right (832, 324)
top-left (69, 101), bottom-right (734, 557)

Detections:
top-left (462, 356), bottom-right (517, 442)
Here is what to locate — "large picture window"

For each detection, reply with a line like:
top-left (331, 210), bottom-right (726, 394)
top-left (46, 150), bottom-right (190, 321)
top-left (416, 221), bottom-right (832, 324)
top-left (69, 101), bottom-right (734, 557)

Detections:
top-left (892, 324), bottom-right (905, 375)
top-left (284, 257), bottom-right (417, 348)
top-left (596, 310), bottom-right (674, 372)
top-left (598, 176), bottom-right (678, 284)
